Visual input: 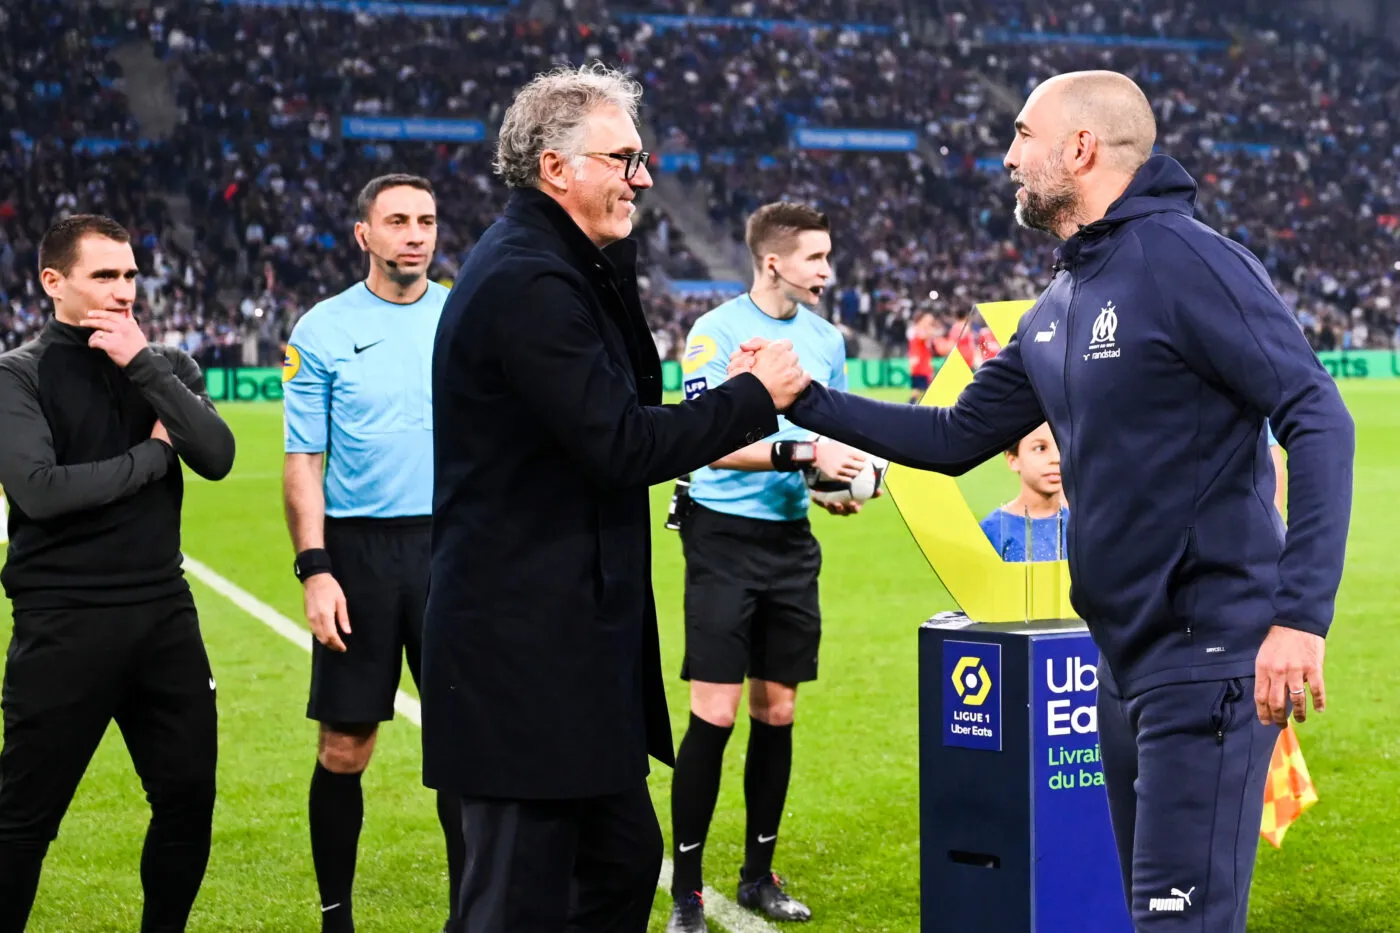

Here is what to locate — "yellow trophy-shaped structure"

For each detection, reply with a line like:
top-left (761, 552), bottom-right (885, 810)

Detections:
top-left (884, 300), bottom-right (1077, 622)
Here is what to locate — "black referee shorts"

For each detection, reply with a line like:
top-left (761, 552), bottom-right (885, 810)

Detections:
top-left (679, 503), bottom-right (822, 686)
top-left (307, 516), bottom-right (430, 725)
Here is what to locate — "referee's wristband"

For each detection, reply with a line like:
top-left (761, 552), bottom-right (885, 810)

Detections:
top-left (293, 548), bottom-right (333, 583)
top-left (771, 440), bottom-right (816, 472)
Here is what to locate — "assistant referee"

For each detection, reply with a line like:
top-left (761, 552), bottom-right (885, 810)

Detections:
top-left (281, 174), bottom-right (462, 933)
top-left (0, 214), bottom-right (236, 932)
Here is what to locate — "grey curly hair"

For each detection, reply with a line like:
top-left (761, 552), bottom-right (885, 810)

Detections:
top-left (493, 62), bottom-right (644, 190)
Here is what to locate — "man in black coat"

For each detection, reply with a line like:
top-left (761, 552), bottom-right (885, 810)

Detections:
top-left (423, 63), bottom-right (811, 933)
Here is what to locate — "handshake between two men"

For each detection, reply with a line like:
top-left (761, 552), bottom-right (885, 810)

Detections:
top-left (730, 337), bottom-right (808, 410)
top-left (721, 336), bottom-right (875, 517)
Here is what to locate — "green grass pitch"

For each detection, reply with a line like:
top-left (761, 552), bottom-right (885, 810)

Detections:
top-left (2, 382), bottom-right (1396, 932)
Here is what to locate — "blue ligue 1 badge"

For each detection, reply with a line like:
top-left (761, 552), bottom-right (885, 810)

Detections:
top-left (943, 640), bottom-right (1001, 751)
top-left (684, 376), bottom-right (708, 400)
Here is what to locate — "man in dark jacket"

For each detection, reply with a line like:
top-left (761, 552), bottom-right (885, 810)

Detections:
top-left (0, 214), bottom-right (236, 932)
top-left (423, 63), bottom-right (810, 933)
top-left (734, 71), bottom-right (1354, 932)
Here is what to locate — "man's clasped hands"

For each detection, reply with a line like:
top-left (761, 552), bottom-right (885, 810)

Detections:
top-left (728, 338), bottom-right (810, 411)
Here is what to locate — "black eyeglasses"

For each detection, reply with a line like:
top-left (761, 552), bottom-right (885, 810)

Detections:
top-left (580, 150), bottom-right (650, 181)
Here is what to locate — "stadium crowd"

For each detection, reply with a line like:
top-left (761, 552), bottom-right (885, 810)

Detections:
top-left (1, 0), bottom-right (1397, 363)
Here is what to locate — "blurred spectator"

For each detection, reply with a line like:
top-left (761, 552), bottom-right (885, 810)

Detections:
top-left (2, 0), bottom-right (1397, 362)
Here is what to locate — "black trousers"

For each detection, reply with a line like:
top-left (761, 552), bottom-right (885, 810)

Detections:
top-left (0, 592), bottom-right (218, 933)
top-left (452, 781), bottom-right (662, 933)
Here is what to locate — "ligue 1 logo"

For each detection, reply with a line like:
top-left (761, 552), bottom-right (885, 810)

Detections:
top-left (944, 641), bottom-right (1001, 750)
top-left (951, 656), bottom-right (992, 706)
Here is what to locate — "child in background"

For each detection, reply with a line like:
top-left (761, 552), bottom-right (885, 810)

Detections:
top-left (980, 423), bottom-right (1069, 562)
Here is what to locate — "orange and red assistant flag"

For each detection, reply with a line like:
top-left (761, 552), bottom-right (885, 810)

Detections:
top-left (1260, 721), bottom-right (1319, 848)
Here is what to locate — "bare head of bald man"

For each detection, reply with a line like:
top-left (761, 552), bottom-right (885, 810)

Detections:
top-left (1002, 70), bottom-right (1157, 240)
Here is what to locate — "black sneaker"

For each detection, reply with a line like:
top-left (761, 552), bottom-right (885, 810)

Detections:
top-left (737, 871), bottom-right (812, 922)
top-left (667, 891), bottom-right (708, 932)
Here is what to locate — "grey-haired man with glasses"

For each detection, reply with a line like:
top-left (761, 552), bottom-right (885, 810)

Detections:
top-left (423, 63), bottom-right (810, 933)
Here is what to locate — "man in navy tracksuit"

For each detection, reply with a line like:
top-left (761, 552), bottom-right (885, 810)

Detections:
top-left (731, 71), bottom-right (1354, 930)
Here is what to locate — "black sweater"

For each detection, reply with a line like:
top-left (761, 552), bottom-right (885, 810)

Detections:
top-left (0, 319), bottom-right (236, 609)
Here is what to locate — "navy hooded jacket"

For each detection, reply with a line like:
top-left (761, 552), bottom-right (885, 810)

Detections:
top-left (787, 155), bottom-right (1355, 697)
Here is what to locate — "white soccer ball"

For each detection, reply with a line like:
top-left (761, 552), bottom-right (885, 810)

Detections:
top-left (803, 441), bottom-right (888, 506)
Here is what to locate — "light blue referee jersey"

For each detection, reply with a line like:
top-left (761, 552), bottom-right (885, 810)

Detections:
top-left (683, 294), bottom-right (848, 522)
top-left (282, 280), bottom-right (449, 518)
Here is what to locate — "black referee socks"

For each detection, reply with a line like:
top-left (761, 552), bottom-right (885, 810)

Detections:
top-left (310, 762), bottom-right (363, 933)
top-left (670, 712), bottom-right (734, 900)
top-left (743, 717), bottom-right (794, 884)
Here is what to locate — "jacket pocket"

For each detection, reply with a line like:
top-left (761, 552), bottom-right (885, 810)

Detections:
top-left (1167, 526), bottom-right (1198, 637)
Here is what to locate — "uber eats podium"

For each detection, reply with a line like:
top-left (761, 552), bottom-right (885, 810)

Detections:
top-left (917, 614), bottom-right (1131, 933)
top-left (878, 300), bottom-right (1134, 932)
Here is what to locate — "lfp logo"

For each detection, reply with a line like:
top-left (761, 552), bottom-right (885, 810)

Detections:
top-left (943, 641), bottom-right (1001, 751)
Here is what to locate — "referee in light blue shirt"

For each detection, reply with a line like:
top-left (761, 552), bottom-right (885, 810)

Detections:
top-left (280, 174), bottom-right (462, 933)
top-left (666, 203), bottom-right (870, 933)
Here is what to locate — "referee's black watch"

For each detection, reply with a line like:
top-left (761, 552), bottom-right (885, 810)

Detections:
top-left (771, 440), bottom-right (817, 472)
top-left (293, 548), bottom-right (333, 583)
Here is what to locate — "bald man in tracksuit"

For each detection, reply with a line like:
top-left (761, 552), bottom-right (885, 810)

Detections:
top-left (734, 72), bottom-right (1354, 931)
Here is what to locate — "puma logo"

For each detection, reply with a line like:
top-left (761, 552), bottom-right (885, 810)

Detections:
top-left (1149, 886), bottom-right (1195, 912)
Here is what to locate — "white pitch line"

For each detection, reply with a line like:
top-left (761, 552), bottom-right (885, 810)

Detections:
top-left (181, 556), bottom-right (778, 933)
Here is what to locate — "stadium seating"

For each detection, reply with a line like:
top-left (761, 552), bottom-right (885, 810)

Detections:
top-left (2, 0), bottom-right (1397, 362)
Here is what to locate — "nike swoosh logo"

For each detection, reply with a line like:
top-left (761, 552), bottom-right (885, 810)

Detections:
top-left (354, 340), bottom-right (384, 354)
top-left (757, 834), bottom-right (777, 844)
top-left (678, 842), bottom-right (702, 853)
